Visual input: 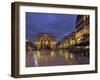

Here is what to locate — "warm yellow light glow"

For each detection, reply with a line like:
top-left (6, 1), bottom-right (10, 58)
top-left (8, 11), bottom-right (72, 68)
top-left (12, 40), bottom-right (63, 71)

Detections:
top-left (38, 42), bottom-right (41, 45)
top-left (51, 51), bottom-right (54, 57)
top-left (45, 41), bottom-right (48, 45)
top-left (85, 46), bottom-right (89, 49)
top-left (60, 45), bottom-right (62, 48)
top-left (53, 41), bottom-right (56, 45)
top-left (37, 51), bottom-right (41, 58)
top-left (51, 41), bottom-right (55, 45)
top-left (35, 41), bottom-right (38, 44)
top-left (70, 54), bottom-right (74, 59)
top-left (65, 53), bottom-right (68, 60)
top-left (63, 43), bottom-right (65, 46)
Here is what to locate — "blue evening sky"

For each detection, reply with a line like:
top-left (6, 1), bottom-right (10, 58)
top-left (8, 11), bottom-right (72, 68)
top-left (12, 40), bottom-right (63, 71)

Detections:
top-left (26, 12), bottom-right (78, 42)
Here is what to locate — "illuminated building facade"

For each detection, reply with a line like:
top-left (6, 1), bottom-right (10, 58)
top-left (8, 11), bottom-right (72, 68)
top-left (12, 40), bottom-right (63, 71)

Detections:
top-left (34, 33), bottom-right (56, 49)
top-left (75, 15), bottom-right (89, 44)
top-left (57, 32), bottom-right (76, 49)
top-left (74, 15), bottom-right (89, 56)
top-left (57, 15), bottom-right (89, 50)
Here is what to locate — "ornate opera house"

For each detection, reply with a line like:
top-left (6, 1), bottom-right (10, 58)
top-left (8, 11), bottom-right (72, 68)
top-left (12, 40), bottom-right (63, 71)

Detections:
top-left (34, 33), bottom-right (56, 49)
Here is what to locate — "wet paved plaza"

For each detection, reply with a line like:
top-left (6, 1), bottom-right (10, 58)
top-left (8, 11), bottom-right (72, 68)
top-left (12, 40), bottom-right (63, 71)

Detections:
top-left (26, 49), bottom-right (89, 67)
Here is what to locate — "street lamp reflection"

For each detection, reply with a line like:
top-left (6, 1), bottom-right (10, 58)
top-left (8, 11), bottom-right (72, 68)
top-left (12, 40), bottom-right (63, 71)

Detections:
top-left (70, 53), bottom-right (74, 59)
top-left (33, 53), bottom-right (38, 66)
top-left (65, 53), bottom-right (68, 60)
top-left (37, 51), bottom-right (41, 58)
top-left (51, 50), bottom-right (55, 57)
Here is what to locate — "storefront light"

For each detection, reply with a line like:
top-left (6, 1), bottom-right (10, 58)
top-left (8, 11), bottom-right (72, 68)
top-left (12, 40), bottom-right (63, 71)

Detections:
top-left (45, 41), bottom-right (48, 44)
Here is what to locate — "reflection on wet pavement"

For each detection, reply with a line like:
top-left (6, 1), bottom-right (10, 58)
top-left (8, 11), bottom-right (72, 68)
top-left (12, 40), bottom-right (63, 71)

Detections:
top-left (26, 49), bottom-right (89, 67)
